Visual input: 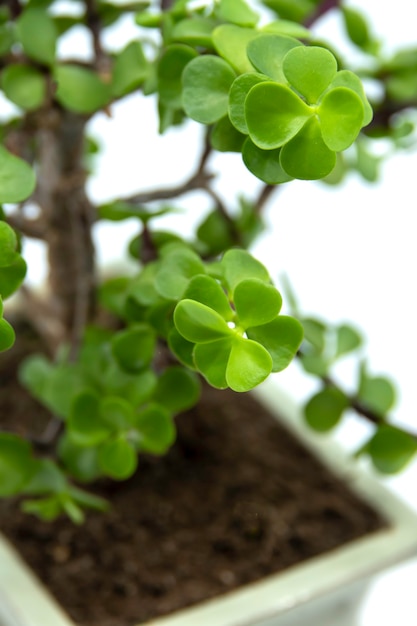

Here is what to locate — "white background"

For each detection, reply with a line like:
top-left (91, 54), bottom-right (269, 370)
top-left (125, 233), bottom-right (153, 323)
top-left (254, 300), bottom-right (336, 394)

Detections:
top-left (9, 1), bottom-right (417, 623)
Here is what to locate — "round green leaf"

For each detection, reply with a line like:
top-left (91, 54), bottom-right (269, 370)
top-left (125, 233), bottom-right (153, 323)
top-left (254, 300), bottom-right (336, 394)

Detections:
top-left (158, 44), bottom-right (198, 108)
top-left (69, 390), bottom-right (112, 447)
top-left (215, 0), bottom-right (259, 27)
top-left (183, 274), bottom-right (232, 320)
top-left (335, 323), bottom-right (362, 357)
top-left (0, 433), bottom-right (35, 496)
top-left (246, 34), bottom-right (301, 83)
top-left (153, 366), bottom-right (201, 414)
top-left (228, 73), bottom-right (268, 134)
top-left (0, 255), bottom-right (27, 299)
top-left (242, 138), bottom-right (293, 184)
top-left (304, 387), bottom-right (349, 432)
top-left (174, 299), bottom-right (231, 343)
top-left (197, 208), bottom-right (234, 256)
top-left (234, 278), bottom-right (282, 328)
top-left (210, 116), bottom-right (246, 152)
top-left (2, 64), bottom-right (46, 110)
top-left (245, 82), bottom-right (312, 150)
top-left (16, 8), bottom-right (57, 66)
top-left (54, 65), bottom-right (112, 114)
top-left (327, 70), bottom-right (373, 126)
top-left (342, 7), bottom-right (372, 50)
top-left (194, 337), bottom-right (232, 389)
top-left (212, 24), bottom-right (258, 74)
top-left (155, 247), bottom-right (205, 300)
top-left (0, 316), bottom-right (15, 352)
top-left (112, 41), bottom-right (149, 98)
top-left (221, 248), bottom-right (270, 292)
top-left (135, 404), bottom-right (176, 455)
top-left (280, 117), bottom-right (336, 180)
top-left (167, 327), bottom-right (196, 370)
top-left (247, 315), bottom-right (304, 372)
top-left (260, 20), bottom-right (311, 40)
top-left (111, 324), bottom-right (156, 372)
top-left (368, 426), bottom-right (417, 474)
top-left (58, 434), bottom-right (101, 483)
top-left (318, 87), bottom-right (364, 151)
top-left (282, 46), bottom-right (337, 103)
top-left (171, 17), bottom-right (216, 48)
top-left (358, 371), bottom-right (396, 417)
top-left (0, 145), bottom-right (36, 203)
top-left (100, 396), bottom-right (136, 431)
top-left (182, 55), bottom-right (236, 125)
top-left (98, 436), bottom-right (137, 479)
top-left (0, 221), bottom-right (18, 267)
top-left (226, 336), bottom-right (272, 392)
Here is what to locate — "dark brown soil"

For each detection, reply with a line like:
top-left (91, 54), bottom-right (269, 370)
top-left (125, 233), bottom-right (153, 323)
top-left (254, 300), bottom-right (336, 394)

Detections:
top-left (0, 323), bottom-right (387, 626)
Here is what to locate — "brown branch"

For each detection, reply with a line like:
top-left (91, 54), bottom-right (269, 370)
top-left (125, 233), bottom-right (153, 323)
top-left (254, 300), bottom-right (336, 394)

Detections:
top-left (6, 213), bottom-right (46, 240)
top-left (255, 184), bottom-right (280, 214)
top-left (84, 0), bottom-right (111, 77)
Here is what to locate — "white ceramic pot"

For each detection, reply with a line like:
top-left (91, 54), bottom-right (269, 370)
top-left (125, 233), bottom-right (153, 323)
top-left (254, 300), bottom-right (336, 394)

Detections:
top-left (1, 381), bottom-right (417, 626)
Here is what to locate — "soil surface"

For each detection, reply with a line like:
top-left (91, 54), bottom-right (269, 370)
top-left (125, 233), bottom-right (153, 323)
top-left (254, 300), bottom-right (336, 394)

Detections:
top-left (0, 323), bottom-right (387, 626)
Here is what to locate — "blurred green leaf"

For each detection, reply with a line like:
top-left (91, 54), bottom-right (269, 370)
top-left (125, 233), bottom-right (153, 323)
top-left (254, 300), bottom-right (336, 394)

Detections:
top-left (215, 0), bottom-right (259, 27)
top-left (0, 433), bottom-right (35, 496)
top-left (368, 426), bottom-right (417, 474)
top-left (111, 324), bottom-right (156, 372)
top-left (16, 8), bottom-right (57, 65)
top-left (98, 436), bottom-right (137, 479)
top-left (212, 24), bottom-right (258, 74)
top-left (54, 65), bottom-right (112, 114)
top-left (158, 44), bottom-right (197, 108)
top-left (0, 146), bottom-right (36, 204)
top-left (335, 323), bottom-right (362, 357)
top-left (304, 387), bottom-right (349, 432)
top-left (112, 41), bottom-right (149, 98)
top-left (136, 404), bottom-right (176, 454)
top-left (153, 366), bottom-right (200, 414)
top-left (2, 64), bottom-right (46, 110)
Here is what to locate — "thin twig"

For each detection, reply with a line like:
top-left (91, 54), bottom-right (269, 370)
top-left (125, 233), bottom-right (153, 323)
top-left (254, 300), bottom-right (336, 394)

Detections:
top-left (6, 213), bottom-right (46, 240)
top-left (304, 0), bottom-right (341, 28)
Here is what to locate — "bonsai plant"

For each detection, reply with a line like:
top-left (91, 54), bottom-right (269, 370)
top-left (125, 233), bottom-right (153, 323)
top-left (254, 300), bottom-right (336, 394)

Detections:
top-left (1, 0), bottom-right (417, 623)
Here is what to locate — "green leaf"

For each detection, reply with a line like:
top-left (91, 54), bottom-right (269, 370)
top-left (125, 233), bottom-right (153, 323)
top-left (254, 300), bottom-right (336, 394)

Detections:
top-left (183, 274), bottom-right (232, 320)
top-left (174, 299), bottom-right (231, 343)
top-left (0, 221), bottom-right (18, 267)
top-left (0, 255), bottom-right (27, 299)
top-left (171, 17), bottom-right (216, 48)
top-left (304, 387), bottom-right (349, 432)
top-left (135, 404), bottom-right (176, 454)
top-left (0, 315), bottom-right (15, 352)
top-left (16, 8), bottom-right (57, 65)
top-left (327, 70), bottom-right (373, 126)
top-left (58, 434), bottom-right (101, 483)
top-left (0, 433), bottom-right (35, 496)
top-left (318, 87), bottom-right (364, 151)
top-left (247, 315), bottom-right (304, 372)
top-left (342, 7), bottom-right (373, 51)
top-left (210, 115), bottom-right (246, 152)
top-left (2, 64), bottom-right (46, 110)
top-left (282, 45), bottom-right (337, 103)
top-left (262, 0), bottom-right (315, 23)
top-left (212, 24), bottom-right (258, 74)
top-left (182, 55), bottom-right (236, 124)
top-left (197, 208), bottom-right (234, 256)
top-left (358, 367), bottom-right (396, 417)
top-left (54, 65), bottom-right (112, 114)
top-left (153, 366), bottom-right (200, 414)
top-left (221, 249), bottom-right (270, 293)
top-left (68, 390), bottom-right (112, 447)
top-left (299, 352), bottom-right (329, 377)
top-left (242, 138), bottom-right (293, 184)
top-left (0, 145), bottom-right (36, 203)
top-left (245, 82), bottom-right (312, 150)
top-left (335, 323), bottom-right (362, 357)
top-left (226, 336), bottom-right (272, 392)
top-left (215, 0), bottom-right (259, 27)
top-left (111, 324), bottom-right (156, 372)
top-left (368, 426), bottom-right (417, 474)
top-left (155, 246), bottom-right (205, 300)
top-left (98, 276), bottom-right (129, 318)
top-left (167, 327), bottom-right (196, 370)
top-left (100, 396), bottom-right (136, 431)
top-left (246, 34), bottom-right (301, 83)
top-left (234, 278), bottom-right (282, 328)
top-left (193, 338), bottom-right (232, 389)
top-left (228, 73), bottom-right (267, 134)
top-left (158, 44), bottom-right (198, 108)
top-left (98, 436), bottom-right (138, 479)
top-left (112, 41), bottom-right (149, 98)
top-left (260, 20), bottom-right (311, 40)
top-left (21, 496), bottom-right (63, 522)
top-left (23, 458), bottom-right (67, 495)
top-left (301, 317), bottom-right (327, 353)
top-left (280, 116), bottom-right (336, 180)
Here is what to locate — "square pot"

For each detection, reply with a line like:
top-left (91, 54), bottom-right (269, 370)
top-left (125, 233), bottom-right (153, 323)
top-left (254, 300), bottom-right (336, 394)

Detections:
top-left (1, 381), bottom-right (416, 626)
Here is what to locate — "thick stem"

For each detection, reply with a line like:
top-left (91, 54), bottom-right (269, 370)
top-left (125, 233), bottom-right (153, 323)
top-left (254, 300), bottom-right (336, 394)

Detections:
top-left (35, 108), bottom-right (96, 349)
